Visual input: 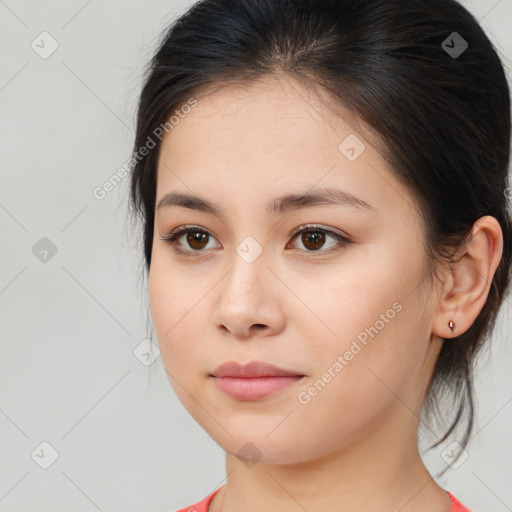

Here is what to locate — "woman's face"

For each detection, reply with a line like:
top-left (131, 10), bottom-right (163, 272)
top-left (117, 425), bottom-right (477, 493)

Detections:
top-left (149, 75), bottom-right (443, 464)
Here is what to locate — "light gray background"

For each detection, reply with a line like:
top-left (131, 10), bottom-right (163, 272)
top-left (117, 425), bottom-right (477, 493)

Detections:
top-left (0, 1), bottom-right (511, 511)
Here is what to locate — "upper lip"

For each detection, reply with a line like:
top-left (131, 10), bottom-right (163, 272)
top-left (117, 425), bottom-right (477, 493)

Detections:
top-left (210, 361), bottom-right (305, 378)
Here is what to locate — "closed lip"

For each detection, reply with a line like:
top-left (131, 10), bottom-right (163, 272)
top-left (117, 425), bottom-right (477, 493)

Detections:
top-left (210, 360), bottom-right (305, 378)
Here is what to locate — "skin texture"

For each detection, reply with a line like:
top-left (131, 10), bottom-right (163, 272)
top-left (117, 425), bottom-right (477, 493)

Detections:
top-left (148, 75), bottom-right (503, 511)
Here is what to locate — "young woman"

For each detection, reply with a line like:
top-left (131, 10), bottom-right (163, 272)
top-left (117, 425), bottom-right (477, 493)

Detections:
top-left (129, 0), bottom-right (511, 510)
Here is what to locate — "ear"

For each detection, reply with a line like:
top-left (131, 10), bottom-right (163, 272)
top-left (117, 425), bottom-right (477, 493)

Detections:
top-left (432, 215), bottom-right (503, 339)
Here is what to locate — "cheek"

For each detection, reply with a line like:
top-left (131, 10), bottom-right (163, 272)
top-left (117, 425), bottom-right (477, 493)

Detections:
top-left (148, 254), bottom-right (218, 396)
top-left (298, 261), bottom-right (424, 408)
top-left (148, 256), bottom-right (195, 365)
top-left (148, 246), bottom-right (194, 336)
top-left (149, 273), bottom-right (206, 411)
top-left (296, 265), bottom-right (397, 348)
top-left (289, 309), bottom-right (420, 456)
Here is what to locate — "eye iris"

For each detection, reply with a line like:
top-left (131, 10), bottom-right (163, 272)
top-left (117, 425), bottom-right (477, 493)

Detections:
top-left (302, 231), bottom-right (325, 250)
top-left (187, 231), bottom-right (208, 250)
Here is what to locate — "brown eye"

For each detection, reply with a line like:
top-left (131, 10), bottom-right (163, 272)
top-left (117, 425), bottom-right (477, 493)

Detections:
top-left (289, 226), bottom-right (351, 254)
top-left (159, 225), bottom-right (221, 254)
top-left (160, 224), bottom-right (351, 257)
top-left (186, 230), bottom-right (209, 250)
top-left (301, 230), bottom-right (326, 251)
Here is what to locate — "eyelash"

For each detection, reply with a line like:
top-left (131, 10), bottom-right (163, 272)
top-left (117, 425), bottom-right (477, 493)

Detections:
top-left (158, 224), bottom-right (351, 256)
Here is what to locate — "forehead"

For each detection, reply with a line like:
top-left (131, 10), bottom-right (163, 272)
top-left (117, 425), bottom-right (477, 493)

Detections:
top-left (161, 75), bottom-right (371, 151)
top-left (155, 76), bottom-right (417, 221)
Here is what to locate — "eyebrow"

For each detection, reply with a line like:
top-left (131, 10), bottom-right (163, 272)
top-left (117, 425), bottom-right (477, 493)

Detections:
top-left (156, 187), bottom-right (376, 217)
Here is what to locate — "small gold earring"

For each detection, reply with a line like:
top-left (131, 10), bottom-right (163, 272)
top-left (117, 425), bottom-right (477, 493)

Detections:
top-left (448, 320), bottom-right (456, 332)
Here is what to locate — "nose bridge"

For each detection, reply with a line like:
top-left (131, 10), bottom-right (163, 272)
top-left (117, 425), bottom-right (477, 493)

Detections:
top-left (223, 234), bottom-right (268, 298)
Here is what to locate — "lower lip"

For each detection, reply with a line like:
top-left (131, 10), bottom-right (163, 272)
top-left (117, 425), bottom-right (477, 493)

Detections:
top-left (212, 375), bottom-right (305, 400)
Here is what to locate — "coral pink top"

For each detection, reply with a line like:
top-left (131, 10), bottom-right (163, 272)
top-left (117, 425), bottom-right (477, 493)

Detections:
top-left (175, 486), bottom-right (474, 511)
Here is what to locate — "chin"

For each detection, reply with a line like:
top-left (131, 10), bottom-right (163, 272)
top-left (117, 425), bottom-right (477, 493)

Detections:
top-left (210, 429), bottom-right (316, 466)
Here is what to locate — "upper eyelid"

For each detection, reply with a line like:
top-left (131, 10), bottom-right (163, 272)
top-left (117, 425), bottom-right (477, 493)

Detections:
top-left (288, 223), bottom-right (349, 239)
top-left (169, 223), bottom-right (347, 238)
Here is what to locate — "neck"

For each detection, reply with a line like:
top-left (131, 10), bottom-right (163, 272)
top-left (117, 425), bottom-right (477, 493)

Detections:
top-left (211, 409), bottom-right (451, 512)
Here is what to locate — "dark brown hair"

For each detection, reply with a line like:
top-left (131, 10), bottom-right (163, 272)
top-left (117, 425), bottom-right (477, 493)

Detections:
top-left (129, 0), bottom-right (512, 468)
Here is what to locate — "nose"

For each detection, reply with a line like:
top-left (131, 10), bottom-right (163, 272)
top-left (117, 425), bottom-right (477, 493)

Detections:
top-left (212, 245), bottom-right (285, 339)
